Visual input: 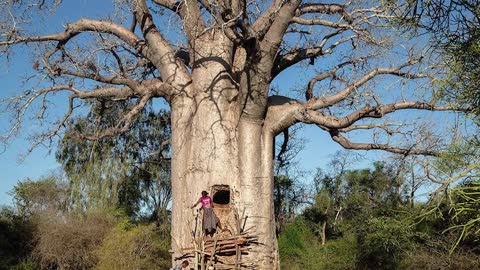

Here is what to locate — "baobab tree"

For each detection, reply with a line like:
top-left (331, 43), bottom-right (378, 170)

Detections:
top-left (0, 0), bottom-right (462, 268)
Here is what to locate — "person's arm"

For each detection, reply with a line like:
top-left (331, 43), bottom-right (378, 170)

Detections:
top-left (191, 198), bottom-right (200, 209)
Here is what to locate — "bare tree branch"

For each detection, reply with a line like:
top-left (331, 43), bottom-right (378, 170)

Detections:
top-left (1, 79), bottom-right (172, 142)
top-left (308, 58), bottom-right (426, 110)
top-left (302, 101), bottom-right (456, 129)
top-left (71, 92), bottom-right (154, 140)
top-left (1, 18), bottom-right (142, 47)
top-left (329, 129), bottom-right (436, 155)
top-left (272, 30), bottom-right (348, 79)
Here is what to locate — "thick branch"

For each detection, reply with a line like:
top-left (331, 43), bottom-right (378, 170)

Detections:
top-left (291, 17), bottom-right (351, 28)
top-left (303, 101), bottom-right (455, 129)
top-left (152, 0), bottom-right (206, 42)
top-left (1, 18), bottom-right (142, 47)
top-left (133, 0), bottom-right (190, 84)
top-left (296, 3), bottom-right (351, 21)
top-left (259, 0), bottom-right (302, 64)
top-left (308, 58), bottom-right (426, 109)
top-left (329, 129), bottom-right (437, 155)
top-left (251, 0), bottom-right (284, 39)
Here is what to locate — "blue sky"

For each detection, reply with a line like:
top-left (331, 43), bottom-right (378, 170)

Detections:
top-left (0, 0), bottom-right (115, 205)
top-left (0, 1), bottom-right (460, 207)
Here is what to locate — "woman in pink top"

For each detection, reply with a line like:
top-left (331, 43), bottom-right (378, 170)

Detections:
top-left (191, 191), bottom-right (220, 237)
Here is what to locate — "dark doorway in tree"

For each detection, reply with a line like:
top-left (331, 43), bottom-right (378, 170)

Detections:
top-left (212, 185), bottom-right (231, 207)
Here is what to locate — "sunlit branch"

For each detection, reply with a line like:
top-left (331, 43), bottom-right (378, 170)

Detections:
top-left (337, 123), bottom-right (408, 133)
top-left (303, 101), bottom-right (456, 129)
top-left (291, 17), bottom-right (352, 28)
top-left (296, 3), bottom-right (352, 24)
top-left (0, 18), bottom-right (142, 48)
top-left (259, 0), bottom-right (302, 70)
top-left (133, 0), bottom-right (190, 84)
top-left (272, 30), bottom-right (346, 78)
top-left (308, 58), bottom-right (426, 110)
top-left (329, 129), bottom-right (436, 155)
top-left (251, 0), bottom-right (284, 39)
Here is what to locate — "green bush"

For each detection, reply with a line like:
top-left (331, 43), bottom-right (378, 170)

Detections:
top-left (95, 223), bottom-right (170, 270)
top-left (279, 218), bottom-right (357, 270)
top-left (356, 216), bottom-right (414, 270)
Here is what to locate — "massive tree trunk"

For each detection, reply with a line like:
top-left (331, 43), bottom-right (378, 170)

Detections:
top-left (169, 32), bottom-right (278, 269)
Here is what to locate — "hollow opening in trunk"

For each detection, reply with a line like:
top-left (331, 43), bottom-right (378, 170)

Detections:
top-left (211, 185), bottom-right (231, 208)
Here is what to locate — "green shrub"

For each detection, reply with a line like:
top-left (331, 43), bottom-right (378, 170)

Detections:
top-left (95, 223), bottom-right (170, 270)
top-left (356, 216), bottom-right (414, 270)
top-left (279, 218), bottom-right (357, 270)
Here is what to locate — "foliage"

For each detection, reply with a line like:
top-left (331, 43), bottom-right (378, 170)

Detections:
top-left (401, 0), bottom-right (480, 118)
top-left (0, 207), bottom-right (37, 270)
top-left (95, 223), bottom-right (171, 270)
top-left (11, 174), bottom-right (69, 217)
top-left (356, 216), bottom-right (414, 269)
top-left (443, 181), bottom-right (480, 253)
top-left (56, 100), bottom-right (171, 218)
top-left (279, 218), bottom-right (357, 270)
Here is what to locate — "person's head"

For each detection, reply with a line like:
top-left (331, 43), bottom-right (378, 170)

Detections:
top-left (201, 191), bottom-right (208, 197)
top-left (181, 260), bottom-right (189, 268)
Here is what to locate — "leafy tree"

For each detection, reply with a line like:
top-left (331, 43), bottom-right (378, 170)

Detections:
top-left (11, 174), bottom-right (69, 217)
top-left (56, 100), bottom-right (171, 219)
top-left (0, 0), bottom-right (467, 267)
top-left (444, 180), bottom-right (480, 252)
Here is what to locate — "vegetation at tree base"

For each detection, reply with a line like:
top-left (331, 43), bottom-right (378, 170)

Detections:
top-left (1, 104), bottom-right (172, 270)
top-left (2, 153), bottom-right (479, 269)
top-left (1, 177), bottom-right (172, 270)
top-left (279, 160), bottom-right (480, 270)
top-left (94, 223), bottom-right (171, 270)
